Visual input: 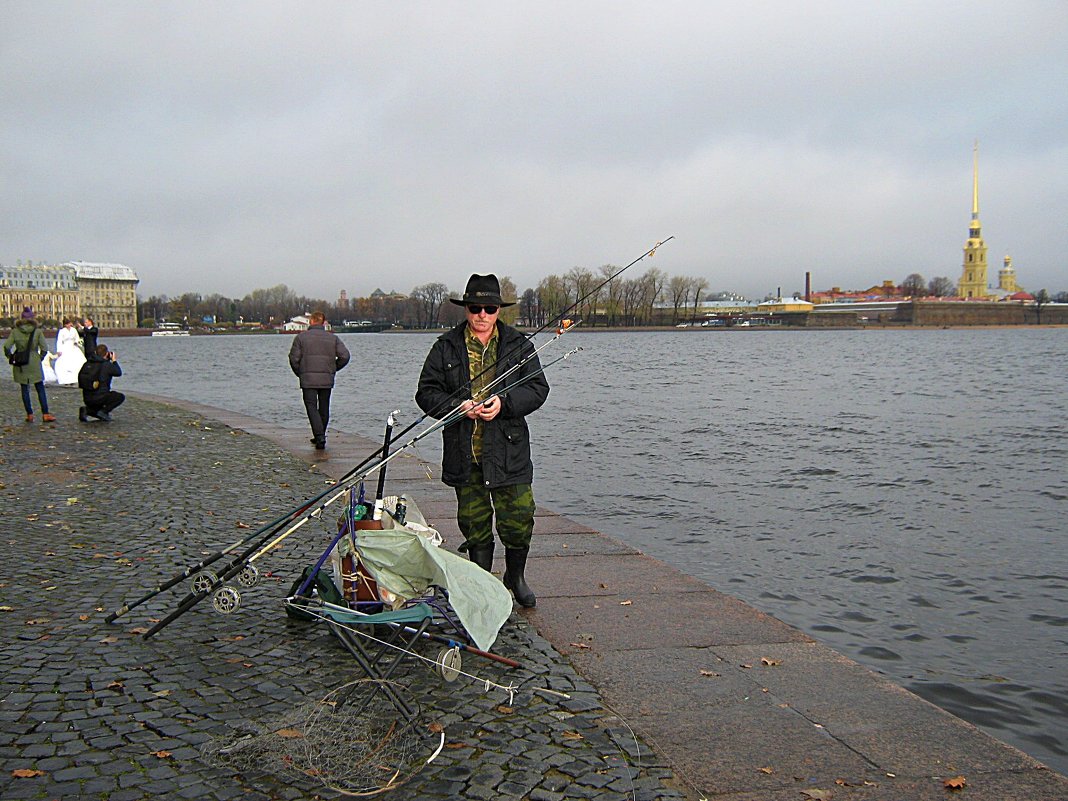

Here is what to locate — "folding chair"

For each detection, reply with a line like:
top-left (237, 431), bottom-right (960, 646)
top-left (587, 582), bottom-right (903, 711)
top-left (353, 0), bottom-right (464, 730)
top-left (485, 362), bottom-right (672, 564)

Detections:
top-left (317, 601), bottom-right (436, 732)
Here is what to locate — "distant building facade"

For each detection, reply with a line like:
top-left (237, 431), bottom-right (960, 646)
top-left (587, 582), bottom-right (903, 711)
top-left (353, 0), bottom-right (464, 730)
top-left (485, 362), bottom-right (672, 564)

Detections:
top-left (0, 263), bottom-right (81, 323)
top-left (64, 261), bottom-right (140, 328)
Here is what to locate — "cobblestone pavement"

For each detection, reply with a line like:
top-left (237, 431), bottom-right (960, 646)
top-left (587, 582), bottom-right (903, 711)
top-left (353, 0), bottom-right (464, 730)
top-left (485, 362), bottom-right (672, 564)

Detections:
top-left (1, 382), bottom-right (690, 801)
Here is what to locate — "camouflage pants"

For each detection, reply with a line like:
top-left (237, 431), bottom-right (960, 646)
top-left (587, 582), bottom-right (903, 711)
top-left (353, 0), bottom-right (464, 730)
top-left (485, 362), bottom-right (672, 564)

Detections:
top-left (455, 464), bottom-right (535, 550)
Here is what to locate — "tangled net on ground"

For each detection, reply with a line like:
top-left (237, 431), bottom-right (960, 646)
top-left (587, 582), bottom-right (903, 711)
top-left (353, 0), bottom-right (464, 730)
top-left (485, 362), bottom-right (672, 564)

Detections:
top-left (203, 679), bottom-right (443, 797)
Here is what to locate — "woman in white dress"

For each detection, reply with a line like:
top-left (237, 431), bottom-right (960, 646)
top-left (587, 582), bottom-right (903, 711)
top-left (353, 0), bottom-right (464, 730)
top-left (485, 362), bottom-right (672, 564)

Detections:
top-left (53, 319), bottom-right (86, 386)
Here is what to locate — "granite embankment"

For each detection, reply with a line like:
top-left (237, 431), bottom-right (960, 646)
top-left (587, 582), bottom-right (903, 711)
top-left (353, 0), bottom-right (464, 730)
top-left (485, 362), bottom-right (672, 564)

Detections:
top-left (2, 382), bottom-right (1065, 800)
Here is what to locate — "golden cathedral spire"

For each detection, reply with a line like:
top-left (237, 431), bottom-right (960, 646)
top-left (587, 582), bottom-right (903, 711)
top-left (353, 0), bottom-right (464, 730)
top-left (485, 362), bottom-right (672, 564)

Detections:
top-left (957, 141), bottom-right (989, 299)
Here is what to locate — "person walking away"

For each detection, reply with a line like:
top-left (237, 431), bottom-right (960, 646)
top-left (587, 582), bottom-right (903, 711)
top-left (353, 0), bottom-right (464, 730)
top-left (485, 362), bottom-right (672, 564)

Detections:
top-left (3, 307), bottom-right (56, 423)
top-left (77, 344), bottom-right (125, 422)
top-left (54, 318), bottom-right (86, 385)
top-left (79, 317), bottom-right (99, 354)
top-left (415, 274), bottom-right (549, 607)
top-left (288, 311), bottom-right (350, 450)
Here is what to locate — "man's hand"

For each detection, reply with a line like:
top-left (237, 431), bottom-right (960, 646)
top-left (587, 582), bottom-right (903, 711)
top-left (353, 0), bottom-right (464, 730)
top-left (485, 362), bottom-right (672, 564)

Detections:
top-left (477, 395), bottom-right (501, 421)
top-left (461, 399), bottom-right (479, 419)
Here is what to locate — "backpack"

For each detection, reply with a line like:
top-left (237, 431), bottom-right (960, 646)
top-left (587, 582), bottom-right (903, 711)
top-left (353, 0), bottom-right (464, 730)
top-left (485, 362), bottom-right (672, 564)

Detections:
top-left (78, 360), bottom-right (104, 392)
top-left (285, 565), bottom-right (347, 621)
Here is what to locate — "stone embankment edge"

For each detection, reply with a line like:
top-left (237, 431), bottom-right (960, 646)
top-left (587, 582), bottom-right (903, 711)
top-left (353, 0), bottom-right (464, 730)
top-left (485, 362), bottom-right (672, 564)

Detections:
top-left (125, 389), bottom-right (1068, 801)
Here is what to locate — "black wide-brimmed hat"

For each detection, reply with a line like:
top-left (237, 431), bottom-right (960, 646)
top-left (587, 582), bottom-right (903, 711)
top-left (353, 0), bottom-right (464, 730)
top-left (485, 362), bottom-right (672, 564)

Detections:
top-left (449, 273), bottom-right (516, 307)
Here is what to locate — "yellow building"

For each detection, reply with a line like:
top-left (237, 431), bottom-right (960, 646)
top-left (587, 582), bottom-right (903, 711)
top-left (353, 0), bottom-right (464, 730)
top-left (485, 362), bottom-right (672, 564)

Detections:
top-left (957, 144), bottom-right (991, 299)
top-left (66, 262), bottom-right (140, 328)
top-left (0, 263), bottom-right (81, 324)
top-left (998, 255), bottom-right (1021, 294)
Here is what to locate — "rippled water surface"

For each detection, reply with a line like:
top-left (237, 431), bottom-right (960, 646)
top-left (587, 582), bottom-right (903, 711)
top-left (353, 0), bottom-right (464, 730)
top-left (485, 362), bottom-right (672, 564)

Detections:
top-left (113, 328), bottom-right (1068, 773)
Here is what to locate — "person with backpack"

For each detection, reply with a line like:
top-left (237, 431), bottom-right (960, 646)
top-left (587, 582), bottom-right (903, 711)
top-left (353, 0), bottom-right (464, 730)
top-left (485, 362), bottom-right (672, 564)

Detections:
top-left (78, 344), bottom-right (125, 422)
top-left (3, 307), bottom-right (56, 423)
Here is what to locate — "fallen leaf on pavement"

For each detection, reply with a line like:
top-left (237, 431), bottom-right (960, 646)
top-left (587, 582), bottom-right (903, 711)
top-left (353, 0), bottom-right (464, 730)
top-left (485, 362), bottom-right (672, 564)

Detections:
top-left (11, 768), bottom-right (46, 778)
top-left (761, 657), bottom-right (782, 666)
top-left (944, 776), bottom-right (966, 790)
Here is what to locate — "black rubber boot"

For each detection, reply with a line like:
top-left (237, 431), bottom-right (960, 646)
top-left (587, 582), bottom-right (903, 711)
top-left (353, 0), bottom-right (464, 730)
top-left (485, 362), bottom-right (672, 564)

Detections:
top-left (467, 542), bottom-right (495, 572)
top-left (503, 547), bottom-right (536, 607)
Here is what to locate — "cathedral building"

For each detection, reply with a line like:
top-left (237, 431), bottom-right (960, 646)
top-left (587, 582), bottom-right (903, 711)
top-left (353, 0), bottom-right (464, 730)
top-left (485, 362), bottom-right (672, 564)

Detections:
top-left (956, 144), bottom-right (1026, 300)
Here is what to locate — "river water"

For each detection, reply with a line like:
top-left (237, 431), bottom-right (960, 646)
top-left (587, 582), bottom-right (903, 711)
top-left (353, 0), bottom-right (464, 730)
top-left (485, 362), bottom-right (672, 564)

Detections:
top-left (107, 327), bottom-right (1067, 774)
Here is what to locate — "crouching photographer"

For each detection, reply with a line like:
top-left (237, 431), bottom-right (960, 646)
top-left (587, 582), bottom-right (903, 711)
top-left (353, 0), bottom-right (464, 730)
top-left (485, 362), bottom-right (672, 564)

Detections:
top-left (78, 344), bottom-right (125, 422)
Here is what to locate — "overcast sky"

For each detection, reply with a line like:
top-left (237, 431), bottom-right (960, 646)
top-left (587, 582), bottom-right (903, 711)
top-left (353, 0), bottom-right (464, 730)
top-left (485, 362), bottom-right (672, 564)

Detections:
top-left (3, 1), bottom-right (1066, 301)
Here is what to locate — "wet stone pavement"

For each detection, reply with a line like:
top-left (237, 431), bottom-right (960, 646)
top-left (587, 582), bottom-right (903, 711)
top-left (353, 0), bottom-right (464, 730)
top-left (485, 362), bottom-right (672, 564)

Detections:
top-left (0, 383), bottom-right (689, 801)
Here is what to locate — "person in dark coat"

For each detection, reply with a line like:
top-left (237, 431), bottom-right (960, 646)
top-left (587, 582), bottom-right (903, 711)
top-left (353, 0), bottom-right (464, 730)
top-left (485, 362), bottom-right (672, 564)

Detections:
top-left (288, 311), bottom-right (350, 450)
top-left (79, 317), bottom-right (99, 354)
top-left (3, 307), bottom-right (55, 423)
top-left (416, 274), bottom-right (549, 607)
top-left (78, 344), bottom-right (125, 422)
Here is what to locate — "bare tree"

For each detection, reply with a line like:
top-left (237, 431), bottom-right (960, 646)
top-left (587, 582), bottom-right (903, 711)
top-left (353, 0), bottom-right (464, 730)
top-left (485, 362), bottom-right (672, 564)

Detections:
top-left (901, 273), bottom-right (927, 297)
top-left (639, 268), bottom-right (666, 325)
top-left (410, 282), bottom-right (449, 329)
top-left (928, 276), bottom-right (955, 297)
top-left (689, 276), bottom-right (709, 324)
top-left (668, 274), bottom-right (690, 324)
top-left (599, 264), bottom-right (624, 327)
top-left (537, 274), bottom-right (569, 324)
top-left (1033, 288), bottom-right (1051, 324)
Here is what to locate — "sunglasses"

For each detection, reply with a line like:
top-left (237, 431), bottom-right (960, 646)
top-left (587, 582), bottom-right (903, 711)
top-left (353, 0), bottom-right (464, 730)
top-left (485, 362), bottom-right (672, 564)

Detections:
top-left (466, 304), bottom-right (499, 315)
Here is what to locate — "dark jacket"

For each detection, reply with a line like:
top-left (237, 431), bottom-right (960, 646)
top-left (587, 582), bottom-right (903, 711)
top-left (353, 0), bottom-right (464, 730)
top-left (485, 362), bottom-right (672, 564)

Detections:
top-left (79, 325), bottom-right (99, 354)
top-left (3, 319), bottom-right (48, 385)
top-left (79, 353), bottom-right (122, 403)
top-left (416, 321), bottom-right (549, 489)
top-left (288, 325), bottom-right (351, 389)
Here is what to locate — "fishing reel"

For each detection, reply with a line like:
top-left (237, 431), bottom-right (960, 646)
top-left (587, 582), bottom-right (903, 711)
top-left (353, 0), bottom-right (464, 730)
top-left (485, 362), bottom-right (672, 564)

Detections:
top-left (212, 586), bottom-right (241, 614)
top-left (237, 564), bottom-right (259, 588)
top-left (434, 647), bottom-right (462, 682)
top-left (191, 571), bottom-right (218, 594)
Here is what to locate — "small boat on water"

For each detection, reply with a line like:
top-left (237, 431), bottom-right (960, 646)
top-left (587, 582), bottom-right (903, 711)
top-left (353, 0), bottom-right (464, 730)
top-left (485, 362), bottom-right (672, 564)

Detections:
top-left (151, 322), bottom-right (190, 337)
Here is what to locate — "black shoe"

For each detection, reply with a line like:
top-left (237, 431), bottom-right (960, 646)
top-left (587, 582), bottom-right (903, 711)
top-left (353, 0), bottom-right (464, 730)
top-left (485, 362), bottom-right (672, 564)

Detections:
top-left (314, 439), bottom-right (326, 450)
top-left (503, 547), bottom-right (536, 607)
top-left (97, 411), bottom-right (112, 422)
top-left (78, 407), bottom-right (88, 423)
top-left (467, 542), bottom-right (495, 572)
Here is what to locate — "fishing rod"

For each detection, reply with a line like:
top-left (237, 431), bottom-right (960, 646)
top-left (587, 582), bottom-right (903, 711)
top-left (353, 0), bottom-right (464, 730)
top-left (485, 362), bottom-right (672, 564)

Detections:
top-left (117, 238), bottom-right (669, 629)
top-left (141, 346), bottom-right (582, 639)
top-left (112, 310), bottom-right (583, 626)
top-left (377, 237), bottom-right (674, 453)
top-left (293, 410), bottom-right (397, 602)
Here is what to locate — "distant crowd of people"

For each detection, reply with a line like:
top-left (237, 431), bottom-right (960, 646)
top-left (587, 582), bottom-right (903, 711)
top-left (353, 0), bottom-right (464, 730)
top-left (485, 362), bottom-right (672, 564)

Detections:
top-left (4, 307), bottom-right (123, 424)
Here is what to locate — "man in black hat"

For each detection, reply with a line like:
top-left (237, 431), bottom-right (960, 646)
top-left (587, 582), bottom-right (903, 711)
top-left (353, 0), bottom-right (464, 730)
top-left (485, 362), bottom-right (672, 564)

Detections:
top-left (416, 274), bottom-right (549, 607)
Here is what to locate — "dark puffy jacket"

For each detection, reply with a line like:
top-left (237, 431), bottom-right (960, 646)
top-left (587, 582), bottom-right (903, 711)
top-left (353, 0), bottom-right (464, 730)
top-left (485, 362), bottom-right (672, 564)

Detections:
top-left (416, 322), bottom-right (549, 489)
top-left (78, 353), bottom-right (122, 403)
top-left (288, 325), bottom-right (351, 389)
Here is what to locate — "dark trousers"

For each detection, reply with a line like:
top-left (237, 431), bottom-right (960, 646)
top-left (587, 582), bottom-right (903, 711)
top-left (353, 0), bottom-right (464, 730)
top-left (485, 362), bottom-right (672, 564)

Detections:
top-left (86, 391), bottom-right (125, 417)
top-left (301, 387), bottom-right (332, 442)
top-left (20, 382), bottom-right (50, 415)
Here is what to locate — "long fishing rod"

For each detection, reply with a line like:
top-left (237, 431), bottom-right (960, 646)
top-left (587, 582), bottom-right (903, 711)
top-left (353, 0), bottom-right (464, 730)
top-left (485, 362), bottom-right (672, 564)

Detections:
top-left (118, 238), bottom-right (669, 628)
top-left (142, 346), bottom-right (582, 639)
top-left (113, 311), bottom-right (584, 625)
top-left (378, 237), bottom-right (674, 453)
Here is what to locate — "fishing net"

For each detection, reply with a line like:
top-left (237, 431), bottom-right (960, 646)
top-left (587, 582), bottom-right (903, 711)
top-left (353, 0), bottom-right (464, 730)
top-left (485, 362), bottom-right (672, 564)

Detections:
top-left (203, 678), bottom-right (442, 797)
